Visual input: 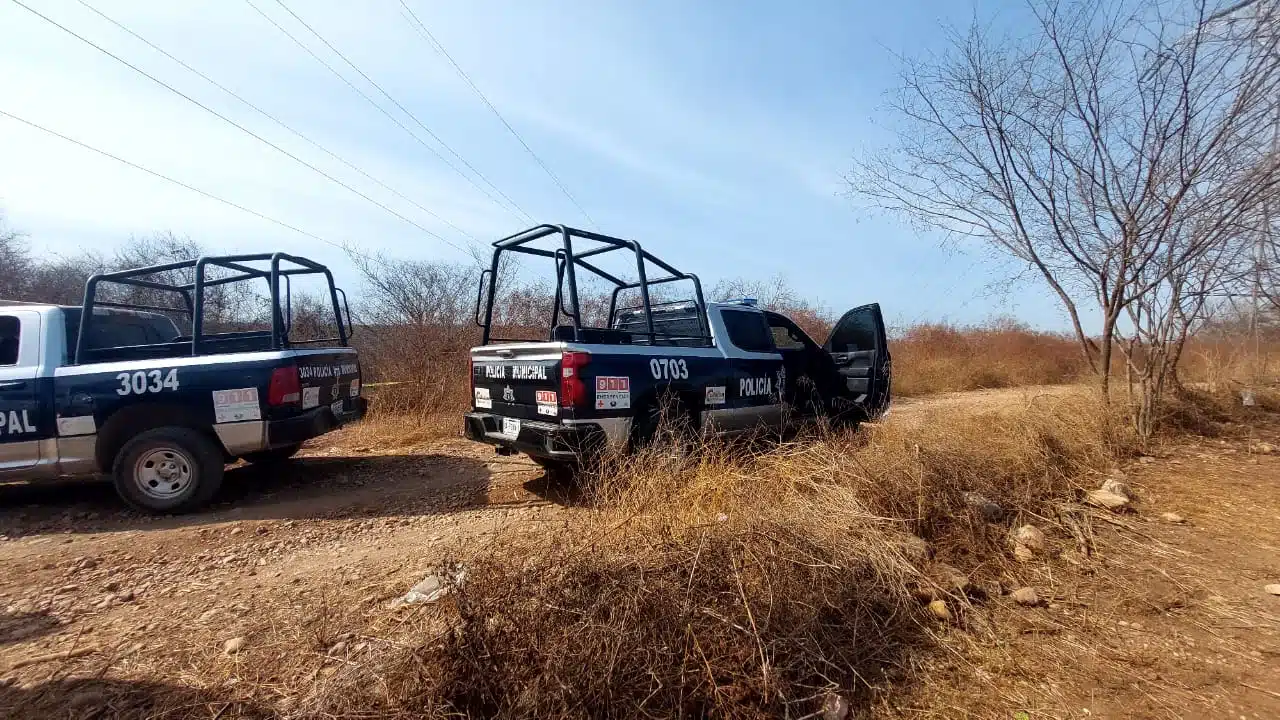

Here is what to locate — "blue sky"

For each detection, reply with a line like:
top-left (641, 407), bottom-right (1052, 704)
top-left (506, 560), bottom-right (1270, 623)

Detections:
top-left (0, 0), bottom-right (1072, 330)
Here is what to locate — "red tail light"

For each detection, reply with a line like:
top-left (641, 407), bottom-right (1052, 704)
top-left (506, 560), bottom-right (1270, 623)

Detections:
top-left (560, 351), bottom-right (591, 408)
top-left (268, 365), bottom-right (301, 406)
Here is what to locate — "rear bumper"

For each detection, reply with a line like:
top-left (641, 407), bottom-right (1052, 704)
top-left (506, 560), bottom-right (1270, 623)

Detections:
top-left (267, 397), bottom-right (368, 448)
top-left (464, 412), bottom-right (621, 460)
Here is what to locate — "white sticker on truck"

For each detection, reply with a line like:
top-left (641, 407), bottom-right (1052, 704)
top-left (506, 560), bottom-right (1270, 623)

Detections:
top-left (212, 388), bottom-right (262, 423)
top-left (474, 387), bottom-right (492, 409)
top-left (57, 414), bottom-right (97, 436)
top-left (302, 386), bottom-right (320, 409)
top-left (536, 390), bottom-right (558, 416)
top-left (595, 376), bottom-right (631, 410)
top-left (705, 386), bottom-right (726, 405)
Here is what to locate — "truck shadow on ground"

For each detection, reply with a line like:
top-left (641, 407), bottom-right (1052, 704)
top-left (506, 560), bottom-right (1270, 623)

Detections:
top-left (0, 677), bottom-right (269, 719)
top-left (0, 609), bottom-right (60, 648)
top-left (0, 452), bottom-right (566, 539)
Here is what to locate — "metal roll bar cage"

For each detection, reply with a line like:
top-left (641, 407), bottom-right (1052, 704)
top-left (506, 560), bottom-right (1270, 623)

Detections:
top-left (76, 252), bottom-right (353, 363)
top-left (475, 224), bottom-right (709, 345)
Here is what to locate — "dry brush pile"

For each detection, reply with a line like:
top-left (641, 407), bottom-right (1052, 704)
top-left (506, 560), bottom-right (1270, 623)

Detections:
top-left (260, 392), bottom-right (1134, 718)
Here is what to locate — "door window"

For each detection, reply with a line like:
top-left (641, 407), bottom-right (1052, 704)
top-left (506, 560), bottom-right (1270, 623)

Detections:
top-left (0, 316), bottom-right (19, 365)
top-left (720, 309), bottom-right (774, 353)
top-left (828, 311), bottom-right (878, 353)
top-left (766, 316), bottom-right (811, 350)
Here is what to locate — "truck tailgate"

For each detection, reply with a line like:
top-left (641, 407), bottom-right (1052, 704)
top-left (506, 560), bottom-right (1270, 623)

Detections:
top-left (290, 350), bottom-right (362, 419)
top-left (470, 344), bottom-right (563, 421)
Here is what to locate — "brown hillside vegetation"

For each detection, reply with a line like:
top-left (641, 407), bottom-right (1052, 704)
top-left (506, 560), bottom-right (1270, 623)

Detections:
top-left (891, 319), bottom-right (1084, 396)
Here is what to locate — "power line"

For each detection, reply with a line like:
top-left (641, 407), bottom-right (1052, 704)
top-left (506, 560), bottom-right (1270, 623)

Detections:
top-left (73, 0), bottom-right (480, 246)
top-left (398, 0), bottom-right (596, 228)
top-left (267, 0), bottom-right (534, 223)
top-left (242, 0), bottom-right (524, 227)
top-left (8, 0), bottom-right (468, 254)
top-left (0, 108), bottom-right (340, 249)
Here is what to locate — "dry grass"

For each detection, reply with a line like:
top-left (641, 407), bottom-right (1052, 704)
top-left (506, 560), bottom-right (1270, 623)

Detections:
top-left (891, 320), bottom-right (1085, 396)
top-left (326, 410), bottom-right (460, 450)
top-left (41, 389), bottom-right (1271, 720)
top-left (242, 392), bottom-right (1133, 718)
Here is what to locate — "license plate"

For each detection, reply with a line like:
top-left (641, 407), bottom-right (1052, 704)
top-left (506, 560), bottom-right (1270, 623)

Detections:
top-left (501, 417), bottom-right (521, 438)
top-left (331, 399), bottom-right (344, 416)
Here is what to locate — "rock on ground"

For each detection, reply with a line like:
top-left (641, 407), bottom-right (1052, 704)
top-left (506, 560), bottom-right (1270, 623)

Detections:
top-left (1086, 489), bottom-right (1130, 511)
top-left (821, 692), bottom-right (850, 720)
top-left (1012, 587), bottom-right (1040, 606)
top-left (1265, 584), bottom-right (1280, 596)
top-left (962, 492), bottom-right (1004, 522)
top-left (402, 567), bottom-right (467, 604)
top-left (1159, 512), bottom-right (1186, 524)
top-left (402, 574), bottom-right (446, 604)
top-left (223, 636), bottom-right (247, 655)
top-left (927, 599), bottom-right (952, 622)
top-left (1013, 524), bottom-right (1046, 553)
top-left (1101, 477), bottom-right (1134, 500)
top-left (898, 535), bottom-right (930, 563)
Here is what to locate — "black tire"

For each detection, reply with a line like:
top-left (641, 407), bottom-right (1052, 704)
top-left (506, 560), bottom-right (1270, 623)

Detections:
top-left (242, 443), bottom-right (302, 466)
top-left (631, 392), bottom-right (695, 451)
top-left (112, 427), bottom-right (225, 514)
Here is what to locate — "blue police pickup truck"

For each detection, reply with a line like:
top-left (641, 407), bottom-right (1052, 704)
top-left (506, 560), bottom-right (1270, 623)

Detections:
top-left (464, 225), bottom-right (891, 470)
top-left (0, 253), bottom-right (365, 513)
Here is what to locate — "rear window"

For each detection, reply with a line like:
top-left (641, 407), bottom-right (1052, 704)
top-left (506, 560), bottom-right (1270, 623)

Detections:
top-left (63, 309), bottom-right (182, 355)
top-left (0, 316), bottom-right (19, 365)
top-left (721, 309), bottom-right (774, 353)
top-left (613, 301), bottom-right (705, 340)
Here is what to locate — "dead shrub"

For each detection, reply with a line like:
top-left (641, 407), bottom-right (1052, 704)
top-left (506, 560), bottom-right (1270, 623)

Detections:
top-left (401, 392), bottom-right (1129, 718)
top-left (1158, 384), bottom-right (1280, 437)
top-left (892, 319), bottom-right (1085, 396)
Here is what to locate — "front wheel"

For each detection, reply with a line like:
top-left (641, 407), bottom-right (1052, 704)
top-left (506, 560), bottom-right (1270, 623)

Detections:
top-left (242, 443), bottom-right (302, 466)
top-left (112, 427), bottom-right (225, 514)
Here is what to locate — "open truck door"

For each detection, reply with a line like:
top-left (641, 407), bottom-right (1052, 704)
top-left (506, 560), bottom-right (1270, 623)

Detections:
top-left (823, 303), bottom-right (891, 420)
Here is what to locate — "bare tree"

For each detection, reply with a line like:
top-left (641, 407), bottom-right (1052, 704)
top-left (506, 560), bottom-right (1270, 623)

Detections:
top-left (0, 212), bottom-right (31, 298)
top-left (851, 0), bottom-right (1280, 437)
top-left (712, 275), bottom-right (835, 340)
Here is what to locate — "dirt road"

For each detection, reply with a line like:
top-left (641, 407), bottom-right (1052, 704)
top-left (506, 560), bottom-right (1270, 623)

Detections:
top-left (1, 388), bottom-right (1278, 718)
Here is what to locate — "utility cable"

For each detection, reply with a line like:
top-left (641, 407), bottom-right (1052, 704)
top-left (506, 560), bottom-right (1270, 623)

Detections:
top-left (399, 0), bottom-right (596, 228)
top-left (8, 0), bottom-right (466, 254)
top-left (0, 108), bottom-right (341, 249)
top-left (269, 0), bottom-right (534, 223)
top-left (73, 0), bottom-right (480, 245)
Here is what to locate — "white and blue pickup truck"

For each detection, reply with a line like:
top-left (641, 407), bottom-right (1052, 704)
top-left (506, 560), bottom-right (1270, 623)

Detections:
top-left (0, 253), bottom-right (365, 513)
top-left (463, 225), bottom-right (892, 470)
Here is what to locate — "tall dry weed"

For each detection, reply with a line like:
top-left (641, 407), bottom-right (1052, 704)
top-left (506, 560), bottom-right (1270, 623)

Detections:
top-left (407, 391), bottom-right (1130, 718)
top-left (892, 320), bottom-right (1085, 396)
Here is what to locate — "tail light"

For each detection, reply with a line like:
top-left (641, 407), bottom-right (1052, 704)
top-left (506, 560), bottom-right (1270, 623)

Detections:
top-left (560, 351), bottom-right (591, 408)
top-left (469, 357), bottom-right (475, 394)
top-left (268, 365), bottom-right (301, 406)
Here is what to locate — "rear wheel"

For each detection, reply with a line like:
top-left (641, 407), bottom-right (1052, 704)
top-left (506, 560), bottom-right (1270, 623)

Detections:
top-left (631, 392), bottom-right (696, 451)
top-left (242, 443), bottom-right (302, 466)
top-left (112, 427), bottom-right (225, 514)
